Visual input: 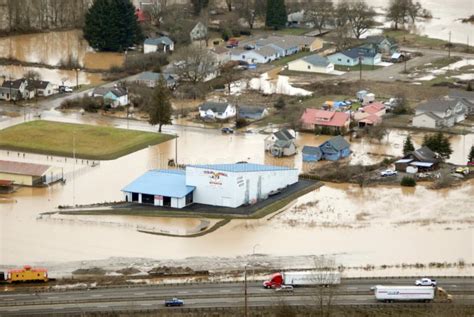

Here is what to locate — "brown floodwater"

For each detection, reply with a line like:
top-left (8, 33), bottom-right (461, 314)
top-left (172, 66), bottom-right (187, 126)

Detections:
top-left (0, 116), bottom-right (472, 267)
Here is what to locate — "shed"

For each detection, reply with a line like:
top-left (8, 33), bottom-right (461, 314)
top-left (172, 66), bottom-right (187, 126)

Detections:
top-left (395, 158), bottom-right (413, 172)
top-left (302, 146), bottom-right (323, 162)
top-left (0, 160), bottom-right (61, 186)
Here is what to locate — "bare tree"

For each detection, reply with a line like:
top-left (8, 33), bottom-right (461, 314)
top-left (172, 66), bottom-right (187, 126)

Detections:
top-left (237, 0), bottom-right (266, 29)
top-left (309, 256), bottom-right (340, 317)
top-left (225, 0), bottom-right (232, 11)
top-left (346, 0), bottom-right (376, 39)
top-left (303, 0), bottom-right (334, 34)
top-left (23, 70), bottom-right (41, 81)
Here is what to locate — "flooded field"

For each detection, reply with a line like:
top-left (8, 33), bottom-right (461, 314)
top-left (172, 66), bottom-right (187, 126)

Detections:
top-left (0, 115), bottom-right (472, 269)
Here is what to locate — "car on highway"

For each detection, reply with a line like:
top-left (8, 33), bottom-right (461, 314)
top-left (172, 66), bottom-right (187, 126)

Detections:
top-left (415, 278), bottom-right (437, 287)
top-left (275, 285), bottom-right (294, 292)
top-left (380, 169), bottom-right (397, 177)
top-left (164, 298), bottom-right (184, 307)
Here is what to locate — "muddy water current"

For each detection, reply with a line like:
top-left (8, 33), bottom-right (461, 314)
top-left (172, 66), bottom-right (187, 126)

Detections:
top-left (0, 115), bottom-right (472, 268)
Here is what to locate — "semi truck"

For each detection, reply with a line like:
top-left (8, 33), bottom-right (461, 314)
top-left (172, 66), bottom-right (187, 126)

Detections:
top-left (263, 271), bottom-right (341, 288)
top-left (373, 285), bottom-right (452, 303)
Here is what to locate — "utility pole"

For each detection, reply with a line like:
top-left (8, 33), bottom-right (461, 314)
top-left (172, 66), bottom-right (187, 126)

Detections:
top-left (358, 55), bottom-right (363, 81)
top-left (175, 134), bottom-right (178, 167)
top-left (448, 31), bottom-right (451, 58)
top-left (73, 132), bottom-right (76, 207)
top-left (244, 265), bottom-right (248, 317)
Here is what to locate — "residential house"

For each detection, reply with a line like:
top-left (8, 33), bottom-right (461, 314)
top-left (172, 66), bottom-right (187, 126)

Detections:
top-left (135, 71), bottom-right (177, 88)
top-left (300, 108), bottom-right (350, 134)
top-left (28, 80), bottom-right (55, 97)
top-left (0, 79), bottom-right (28, 101)
top-left (396, 146), bottom-right (440, 172)
top-left (237, 105), bottom-right (269, 120)
top-left (412, 99), bottom-right (468, 128)
top-left (354, 101), bottom-right (386, 126)
top-left (448, 89), bottom-right (474, 115)
top-left (264, 128), bottom-right (296, 151)
top-left (287, 54), bottom-right (334, 74)
top-left (328, 47), bottom-right (381, 66)
top-left (144, 36), bottom-right (174, 54)
top-left (231, 46), bottom-right (278, 64)
top-left (198, 101), bottom-right (236, 120)
top-left (190, 22), bottom-right (208, 41)
top-left (210, 47), bottom-right (232, 65)
top-left (302, 145), bottom-right (323, 162)
top-left (319, 136), bottom-right (351, 161)
top-left (91, 86), bottom-right (128, 108)
top-left (357, 114), bottom-right (382, 127)
top-left (264, 128), bottom-right (297, 157)
top-left (363, 36), bottom-right (398, 55)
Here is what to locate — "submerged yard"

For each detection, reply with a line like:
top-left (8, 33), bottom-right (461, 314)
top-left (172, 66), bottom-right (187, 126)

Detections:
top-left (0, 120), bottom-right (173, 160)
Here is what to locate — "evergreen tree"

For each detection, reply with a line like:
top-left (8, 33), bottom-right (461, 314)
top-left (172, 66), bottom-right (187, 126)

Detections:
top-left (468, 145), bottom-right (474, 162)
top-left (266, 0), bottom-right (287, 29)
top-left (403, 135), bottom-right (415, 155)
top-left (146, 78), bottom-right (172, 132)
top-left (84, 0), bottom-right (143, 52)
top-left (191, 0), bottom-right (209, 16)
top-left (422, 132), bottom-right (453, 159)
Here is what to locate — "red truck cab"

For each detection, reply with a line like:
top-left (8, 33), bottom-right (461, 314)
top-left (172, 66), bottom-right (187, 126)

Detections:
top-left (263, 272), bottom-right (283, 288)
top-left (226, 38), bottom-right (239, 48)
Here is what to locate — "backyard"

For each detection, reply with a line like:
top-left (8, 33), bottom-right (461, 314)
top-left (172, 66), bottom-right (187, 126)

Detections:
top-left (0, 120), bottom-right (173, 160)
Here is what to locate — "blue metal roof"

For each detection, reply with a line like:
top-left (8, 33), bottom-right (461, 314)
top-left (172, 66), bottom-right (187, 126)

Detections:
top-left (188, 163), bottom-right (296, 173)
top-left (122, 169), bottom-right (195, 198)
top-left (302, 146), bottom-right (322, 156)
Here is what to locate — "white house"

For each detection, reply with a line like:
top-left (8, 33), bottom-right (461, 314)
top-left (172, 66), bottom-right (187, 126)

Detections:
top-left (287, 54), bottom-right (334, 74)
top-left (123, 163), bottom-right (299, 209)
top-left (144, 36), bottom-right (174, 53)
top-left (0, 79), bottom-right (28, 101)
top-left (190, 22), bottom-right (208, 41)
top-left (231, 45), bottom-right (278, 64)
top-left (264, 128), bottom-right (297, 157)
top-left (412, 99), bottom-right (468, 128)
top-left (199, 101), bottom-right (236, 120)
top-left (29, 80), bottom-right (55, 97)
top-left (92, 86), bottom-right (128, 108)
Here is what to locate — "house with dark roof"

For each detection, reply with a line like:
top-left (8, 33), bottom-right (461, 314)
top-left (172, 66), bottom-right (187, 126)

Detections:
top-left (319, 136), bottom-right (351, 161)
top-left (264, 128), bottom-right (297, 157)
top-left (135, 71), bottom-right (177, 88)
top-left (412, 99), bottom-right (468, 128)
top-left (397, 146), bottom-right (440, 171)
top-left (199, 101), bottom-right (236, 120)
top-left (0, 79), bottom-right (28, 101)
top-left (363, 36), bottom-right (398, 55)
top-left (328, 47), bottom-right (382, 66)
top-left (302, 145), bottom-right (323, 162)
top-left (144, 36), bottom-right (174, 53)
top-left (237, 105), bottom-right (269, 120)
top-left (28, 80), bottom-right (55, 97)
top-left (287, 54), bottom-right (335, 74)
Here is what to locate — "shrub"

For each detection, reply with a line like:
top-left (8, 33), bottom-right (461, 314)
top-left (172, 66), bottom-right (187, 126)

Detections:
top-left (401, 176), bottom-right (416, 187)
top-left (235, 117), bottom-right (249, 128)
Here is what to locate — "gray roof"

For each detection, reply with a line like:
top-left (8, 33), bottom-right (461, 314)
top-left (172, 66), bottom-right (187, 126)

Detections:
top-left (255, 45), bottom-right (278, 57)
top-left (302, 145), bottom-right (322, 156)
top-left (2, 79), bottom-right (26, 89)
top-left (449, 89), bottom-right (474, 101)
top-left (274, 139), bottom-right (293, 149)
top-left (200, 101), bottom-right (230, 113)
top-left (94, 86), bottom-right (127, 97)
top-left (324, 135), bottom-right (350, 151)
top-left (29, 80), bottom-right (51, 89)
top-left (336, 47), bottom-right (378, 59)
top-left (274, 128), bottom-right (295, 141)
top-left (407, 146), bottom-right (439, 163)
top-left (300, 54), bottom-right (331, 67)
top-left (144, 36), bottom-right (173, 46)
top-left (137, 71), bottom-right (175, 82)
top-left (109, 87), bottom-right (127, 97)
top-left (238, 105), bottom-right (266, 115)
top-left (416, 112), bottom-right (442, 121)
top-left (417, 99), bottom-right (461, 112)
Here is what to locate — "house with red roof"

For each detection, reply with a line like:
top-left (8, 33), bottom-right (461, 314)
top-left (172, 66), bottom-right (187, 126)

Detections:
top-left (361, 102), bottom-right (386, 116)
top-left (353, 102), bottom-right (386, 127)
top-left (300, 108), bottom-right (350, 134)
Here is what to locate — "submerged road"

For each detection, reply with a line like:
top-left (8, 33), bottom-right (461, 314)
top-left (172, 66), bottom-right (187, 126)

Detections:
top-left (0, 278), bottom-right (472, 316)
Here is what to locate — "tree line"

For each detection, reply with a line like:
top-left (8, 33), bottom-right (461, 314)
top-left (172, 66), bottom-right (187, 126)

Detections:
top-left (0, 0), bottom-right (93, 33)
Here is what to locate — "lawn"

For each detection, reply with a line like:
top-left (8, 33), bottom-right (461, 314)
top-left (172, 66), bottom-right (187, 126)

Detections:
top-left (0, 120), bottom-right (173, 160)
top-left (274, 28), bottom-right (309, 36)
top-left (382, 29), bottom-right (470, 52)
top-left (335, 64), bottom-right (383, 71)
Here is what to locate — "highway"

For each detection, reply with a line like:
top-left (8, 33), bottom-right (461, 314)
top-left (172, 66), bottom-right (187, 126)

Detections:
top-left (0, 278), bottom-right (473, 316)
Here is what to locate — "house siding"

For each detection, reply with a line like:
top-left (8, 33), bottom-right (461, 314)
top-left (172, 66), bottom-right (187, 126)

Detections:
top-left (288, 59), bottom-right (334, 73)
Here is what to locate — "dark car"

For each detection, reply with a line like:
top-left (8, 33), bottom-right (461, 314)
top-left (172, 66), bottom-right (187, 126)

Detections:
top-left (165, 298), bottom-right (184, 307)
top-left (221, 127), bottom-right (234, 134)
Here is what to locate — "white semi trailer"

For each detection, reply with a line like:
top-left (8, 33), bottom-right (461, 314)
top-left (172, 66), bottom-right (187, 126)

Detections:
top-left (373, 286), bottom-right (452, 303)
top-left (263, 271), bottom-right (341, 288)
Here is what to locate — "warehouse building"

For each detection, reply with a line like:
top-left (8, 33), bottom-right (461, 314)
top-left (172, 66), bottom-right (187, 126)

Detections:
top-left (0, 160), bottom-right (62, 186)
top-left (122, 163), bottom-right (299, 209)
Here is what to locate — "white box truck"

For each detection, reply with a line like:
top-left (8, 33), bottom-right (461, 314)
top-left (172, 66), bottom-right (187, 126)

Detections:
top-left (263, 271), bottom-right (341, 288)
top-left (373, 285), bottom-right (452, 303)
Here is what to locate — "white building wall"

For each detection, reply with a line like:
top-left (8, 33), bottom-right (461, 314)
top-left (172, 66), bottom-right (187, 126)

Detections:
top-left (144, 44), bottom-right (157, 54)
top-left (288, 60), bottom-right (333, 74)
top-left (412, 114), bottom-right (437, 129)
top-left (186, 167), bottom-right (298, 208)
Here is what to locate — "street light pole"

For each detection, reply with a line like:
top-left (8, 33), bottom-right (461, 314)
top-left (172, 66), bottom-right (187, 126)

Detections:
top-left (244, 265), bottom-right (248, 317)
top-left (72, 132), bottom-right (76, 207)
top-left (75, 68), bottom-right (79, 90)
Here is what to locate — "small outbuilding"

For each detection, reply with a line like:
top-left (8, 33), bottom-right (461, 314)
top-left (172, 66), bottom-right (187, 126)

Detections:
top-left (302, 146), bottom-right (323, 162)
top-left (144, 36), bottom-right (174, 54)
top-left (0, 160), bottom-right (62, 186)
